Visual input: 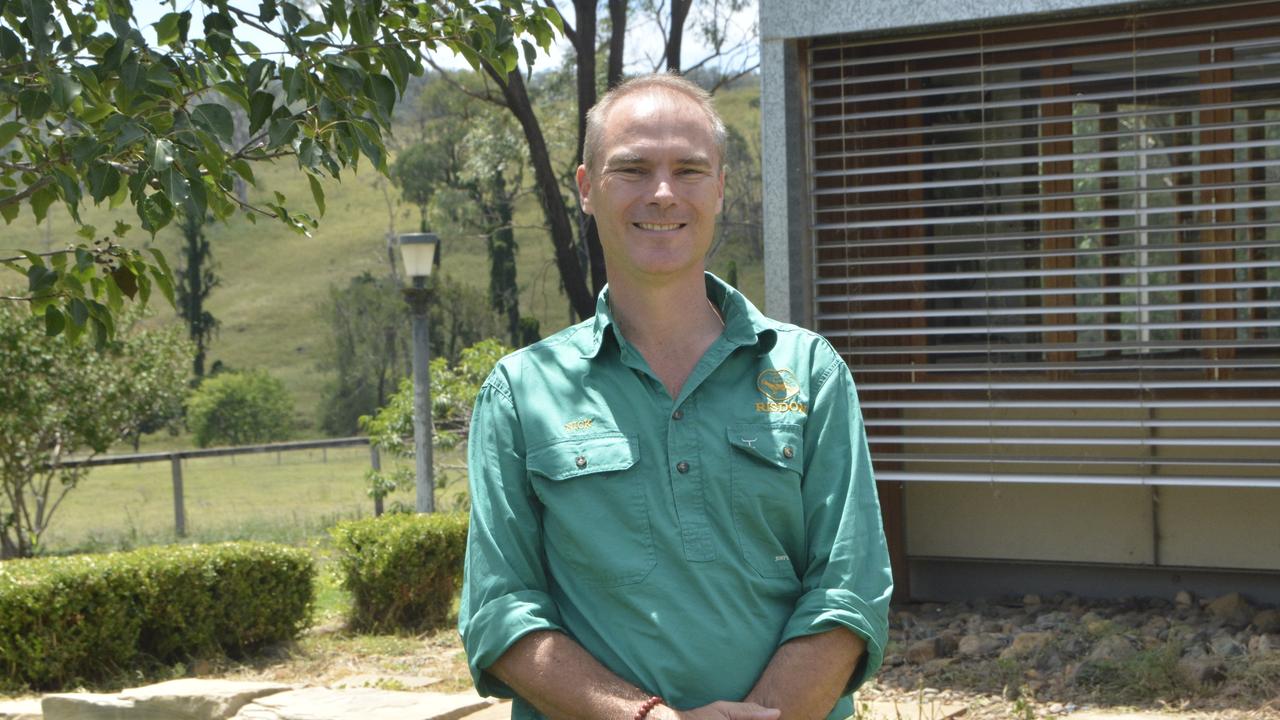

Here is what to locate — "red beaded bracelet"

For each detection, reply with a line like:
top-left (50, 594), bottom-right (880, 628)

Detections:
top-left (634, 695), bottom-right (665, 720)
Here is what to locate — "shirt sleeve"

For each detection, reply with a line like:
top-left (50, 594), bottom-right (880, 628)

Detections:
top-left (458, 373), bottom-right (565, 698)
top-left (779, 351), bottom-right (893, 693)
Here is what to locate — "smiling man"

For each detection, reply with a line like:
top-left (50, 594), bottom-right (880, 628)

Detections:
top-left (459, 73), bottom-right (892, 720)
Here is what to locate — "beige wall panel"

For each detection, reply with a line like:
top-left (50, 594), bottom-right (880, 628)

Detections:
top-left (1159, 488), bottom-right (1280, 571)
top-left (905, 483), bottom-right (1153, 564)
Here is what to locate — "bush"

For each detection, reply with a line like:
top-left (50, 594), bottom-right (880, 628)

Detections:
top-left (187, 370), bottom-right (294, 447)
top-left (0, 542), bottom-right (314, 691)
top-left (330, 512), bottom-right (468, 633)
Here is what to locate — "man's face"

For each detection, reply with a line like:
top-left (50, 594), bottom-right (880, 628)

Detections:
top-left (576, 91), bottom-right (725, 285)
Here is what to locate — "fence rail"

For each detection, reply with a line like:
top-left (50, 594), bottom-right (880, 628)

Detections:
top-left (59, 437), bottom-right (379, 537)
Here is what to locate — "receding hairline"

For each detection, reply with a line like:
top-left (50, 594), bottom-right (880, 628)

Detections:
top-left (583, 74), bottom-right (727, 176)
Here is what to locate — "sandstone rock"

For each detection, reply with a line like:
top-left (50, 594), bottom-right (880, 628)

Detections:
top-left (1086, 634), bottom-right (1138, 663)
top-left (1174, 590), bottom-right (1195, 608)
top-left (1023, 594), bottom-right (1042, 608)
top-left (958, 633), bottom-right (1006, 657)
top-left (1209, 632), bottom-right (1245, 658)
top-left (1248, 633), bottom-right (1280, 655)
top-left (1034, 611), bottom-right (1070, 630)
top-left (1177, 657), bottom-right (1227, 687)
top-left (1253, 608), bottom-right (1280, 634)
top-left (905, 638), bottom-right (942, 664)
top-left (1000, 631), bottom-right (1052, 660)
top-left (232, 688), bottom-right (492, 720)
top-left (42, 693), bottom-right (141, 720)
top-left (1206, 592), bottom-right (1255, 629)
top-left (0, 698), bottom-right (42, 720)
top-left (44, 680), bottom-right (294, 720)
top-left (330, 675), bottom-right (440, 691)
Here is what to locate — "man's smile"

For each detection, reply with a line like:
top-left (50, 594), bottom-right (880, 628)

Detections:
top-left (633, 222), bottom-right (687, 231)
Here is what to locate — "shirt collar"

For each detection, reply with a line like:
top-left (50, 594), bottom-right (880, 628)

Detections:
top-left (583, 272), bottom-right (778, 359)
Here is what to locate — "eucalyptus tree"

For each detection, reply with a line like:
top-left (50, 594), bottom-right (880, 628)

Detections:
top-left (0, 0), bottom-right (564, 343)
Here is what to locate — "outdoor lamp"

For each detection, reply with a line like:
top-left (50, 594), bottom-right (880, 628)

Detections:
top-left (398, 232), bottom-right (440, 280)
top-left (397, 231), bottom-right (441, 514)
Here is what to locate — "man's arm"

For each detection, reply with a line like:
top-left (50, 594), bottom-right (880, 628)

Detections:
top-left (747, 351), bottom-right (893, 718)
top-left (744, 628), bottom-right (866, 720)
top-left (492, 631), bottom-right (782, 720)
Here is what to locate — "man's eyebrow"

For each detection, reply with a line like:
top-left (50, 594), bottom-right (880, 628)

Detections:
top-left (677, 154), bottom-right (713, 168)
top-left (605, 152), bottom-right (646, 166)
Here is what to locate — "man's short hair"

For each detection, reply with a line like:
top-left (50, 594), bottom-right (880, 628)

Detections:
top-left (583, 72), bottom-right (728, 176)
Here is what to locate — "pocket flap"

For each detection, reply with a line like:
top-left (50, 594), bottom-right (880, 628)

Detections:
top-left (528, 433), bottom-right (639, 481)
top-left (726, 423), bottom-right (803, 473)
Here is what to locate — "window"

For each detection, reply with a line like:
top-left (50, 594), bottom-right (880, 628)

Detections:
top-left (809, 1), bottom-right (1280, 486)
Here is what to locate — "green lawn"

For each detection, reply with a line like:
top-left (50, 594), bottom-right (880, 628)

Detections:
top-left (39, 444), bottom-right (469, 554)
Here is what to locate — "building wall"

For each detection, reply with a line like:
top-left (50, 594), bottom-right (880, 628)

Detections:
top-left (758, 0), bottom-right (1280, 600)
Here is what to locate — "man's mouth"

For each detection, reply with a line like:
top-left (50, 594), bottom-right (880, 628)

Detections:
top-left (634, 222), bottom-right (686, 231)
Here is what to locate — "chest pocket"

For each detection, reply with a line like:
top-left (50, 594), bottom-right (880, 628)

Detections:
top-left (727, 423), bottom-right (804, 580)
top-left (528, 432), bottom-right (655, 588)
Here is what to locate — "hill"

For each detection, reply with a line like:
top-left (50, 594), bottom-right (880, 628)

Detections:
top-left (2, 81), bottom-right (764, 438)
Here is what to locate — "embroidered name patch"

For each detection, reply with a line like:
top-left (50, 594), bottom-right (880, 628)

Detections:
top-left (563, 418), bottom-right (594, 432)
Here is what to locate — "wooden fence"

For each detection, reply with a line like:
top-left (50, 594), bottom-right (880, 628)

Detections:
top-left (58, 437), bottom-right (383, 537)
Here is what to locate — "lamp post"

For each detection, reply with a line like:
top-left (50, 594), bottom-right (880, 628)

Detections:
top-left (399, 232), bottom-right (440, 514)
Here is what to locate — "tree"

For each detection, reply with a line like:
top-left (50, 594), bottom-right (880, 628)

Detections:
top-left (0, 0), bottom-right (564, 341)
top-left (175, 212), bottom-right (219, 378)
top-left (318, 271), bottom-right (411, 436)
top-left (0, 305), bottom-right (191, 558)
top-left (436, 0), bottom-right (758, 321)
top-left (186, 370), bottom-right (294, 448)
top-left (360, 338), bottom-right (510, 509)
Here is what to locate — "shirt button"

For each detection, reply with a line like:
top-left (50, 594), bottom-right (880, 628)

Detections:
top-left (782, 446), bottom-right (794, 459)
top-left (672, 409), bottom-right (684, 420)
top-left (575, 455), bottom-right (587, 469)
top-left (676, 461), bottom-right (690, 474)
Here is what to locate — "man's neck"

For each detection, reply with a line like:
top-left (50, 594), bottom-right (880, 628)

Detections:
top-left (606, 271), bottom-right (724, 398)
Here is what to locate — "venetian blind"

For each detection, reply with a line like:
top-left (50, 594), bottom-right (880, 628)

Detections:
top-left (808, 0), bottom-right (1280, 487)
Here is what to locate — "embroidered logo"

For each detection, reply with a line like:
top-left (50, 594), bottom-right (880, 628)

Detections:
top-left (755, 368), bottom-right (806, 414)
top-left (563, 417), bottom-right (594, 432)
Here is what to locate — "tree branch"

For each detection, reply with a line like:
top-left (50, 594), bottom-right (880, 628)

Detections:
top-left (0, 176), bottom-right (55, 211)
top-left (424, 58), bottom-right (508, 107)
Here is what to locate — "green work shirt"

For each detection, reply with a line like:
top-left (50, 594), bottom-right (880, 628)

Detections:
top-left (459, 273), bottom-right (892, 719)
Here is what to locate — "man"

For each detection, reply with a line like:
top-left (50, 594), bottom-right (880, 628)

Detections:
top-left (460, 73), bottom-right (892, 720)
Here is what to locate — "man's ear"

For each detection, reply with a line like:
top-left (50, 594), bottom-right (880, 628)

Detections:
top-left (576, 164), bottom-right (593, 215)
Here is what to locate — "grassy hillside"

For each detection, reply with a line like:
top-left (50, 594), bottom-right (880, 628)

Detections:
top-left (2, 81), bottom-right (764, 437)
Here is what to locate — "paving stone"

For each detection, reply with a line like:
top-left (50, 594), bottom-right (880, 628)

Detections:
top-left (0, 697), bottom-right (42, 720)
top-left (44, 681), bottom-right (293, 720)
top-left (329, 674), bottom-right (441, 690)
top-left (231, 688), bottom-right (492, 720)
top-left (855, 699), bottom-right (966, 720)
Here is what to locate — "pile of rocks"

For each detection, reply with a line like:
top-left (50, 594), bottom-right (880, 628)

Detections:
top-left (876, 591), bottom-right (1280, 706)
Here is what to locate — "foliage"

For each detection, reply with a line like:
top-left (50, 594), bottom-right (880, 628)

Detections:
top-left (360, 337), bottom-right (509, 504)
top-left (1, 0), bottom-right (565, 339)
top-left (0, 304), bottom-right (191, 558)
top-left (0, 541), bottom-right (314, 691)
top-left (393, 73), bottom-right (527, 345)
top-left (330, 511), bottom-right (468, 632)
top-left (318, 271), bottom-right (410, 436)
top-left (175, 212), bottom-right (219, 377)
top-left (429, 274), bottom-right (507, 363)
top-left (186, 369), bottom-right (294, 448)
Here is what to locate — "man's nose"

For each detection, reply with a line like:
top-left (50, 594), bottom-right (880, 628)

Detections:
top-left (650, 175), bottom-right (676, 205)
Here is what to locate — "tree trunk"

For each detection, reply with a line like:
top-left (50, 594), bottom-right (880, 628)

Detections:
top-left (572, 1), bottom-right (607, 299)
top-left (488, 66), bottom-right (595, 320)
top-left (607, 0), bottom-right (627, 89)
top-left (666, 0), bottom-right (693, 72)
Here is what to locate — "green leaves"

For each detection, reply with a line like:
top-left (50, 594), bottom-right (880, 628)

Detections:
top-left (191, 103), bottom-right (234, 144)
top-left (3, 0), bottom-right (567, 341)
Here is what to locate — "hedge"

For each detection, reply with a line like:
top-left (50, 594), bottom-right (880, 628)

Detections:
top-left (330, 512), bottom-right (468, 633)
top-left (0, 542), bottom-right (314, 691)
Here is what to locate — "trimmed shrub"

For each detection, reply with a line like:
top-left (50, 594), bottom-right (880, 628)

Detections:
top-left (186, 370), bottom-right (294, 448)
top-left (331, 512), bottom-right (467, 632)
top-left (0, 542), bottom-right (313, 691)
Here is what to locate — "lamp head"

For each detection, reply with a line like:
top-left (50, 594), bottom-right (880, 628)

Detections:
top-left (398, 232), bottom-right (440, 280)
